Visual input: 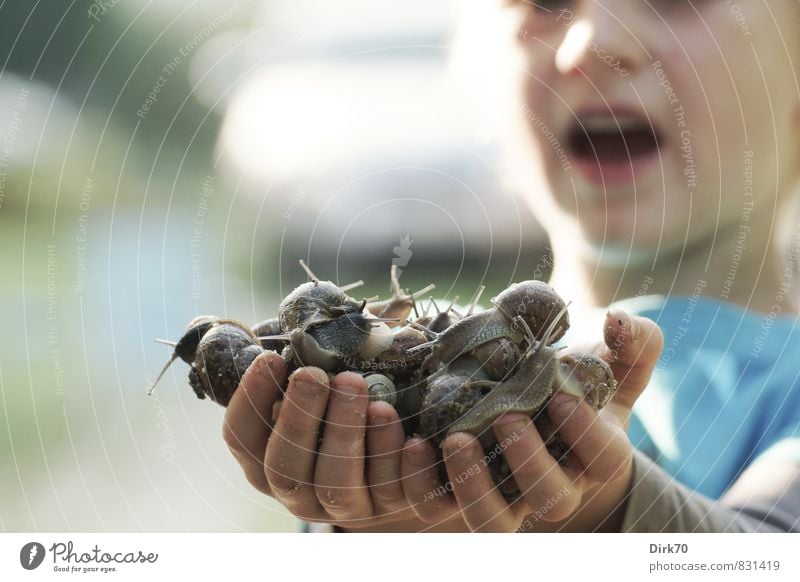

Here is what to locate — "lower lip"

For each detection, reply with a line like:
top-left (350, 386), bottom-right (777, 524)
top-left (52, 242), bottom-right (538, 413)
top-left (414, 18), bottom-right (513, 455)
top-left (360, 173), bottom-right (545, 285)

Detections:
top-left (571, 148), bottom-right (661, 187)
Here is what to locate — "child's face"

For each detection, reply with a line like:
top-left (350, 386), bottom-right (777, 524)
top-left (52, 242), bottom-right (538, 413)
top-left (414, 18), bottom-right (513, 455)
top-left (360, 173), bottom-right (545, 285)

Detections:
top-left (504, 1), bottom-right (800, 260)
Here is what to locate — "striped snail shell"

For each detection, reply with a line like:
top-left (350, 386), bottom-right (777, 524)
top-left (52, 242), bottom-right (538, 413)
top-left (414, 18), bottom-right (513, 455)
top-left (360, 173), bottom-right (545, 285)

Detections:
top-left (365, 373), bottom-right (397, 407)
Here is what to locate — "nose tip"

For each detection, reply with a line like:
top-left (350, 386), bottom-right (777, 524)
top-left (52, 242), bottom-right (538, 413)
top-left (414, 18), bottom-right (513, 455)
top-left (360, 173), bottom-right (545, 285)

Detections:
top-left (555, 7), bottom-right (647, 78)
top-left (555, 19), bottom-right (595, 76)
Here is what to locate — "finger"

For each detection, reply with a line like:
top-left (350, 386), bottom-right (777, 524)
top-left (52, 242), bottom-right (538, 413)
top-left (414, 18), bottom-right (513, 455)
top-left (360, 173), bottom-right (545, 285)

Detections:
top-left (314, 372), bottom-right (372, 521)
top-left (401, 437), bottom-right (459, 525)
top-left (493, 413), bottom-right (582, 523)
top-left (222, 351), bottom-right (287, 494)
top-left (442, 433), bottom-right (518, 532)
top-left (366, 401), bottom-right (410, 515)
top-left (600, 311), bottom-right (664, 413)
top-left (547, 394), bottom-right (632, 483)
top-left (265, 367), bottom-right (330, 520)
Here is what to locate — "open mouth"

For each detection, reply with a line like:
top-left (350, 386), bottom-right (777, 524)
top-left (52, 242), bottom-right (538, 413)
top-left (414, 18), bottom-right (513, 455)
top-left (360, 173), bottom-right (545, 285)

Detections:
top-left (567, 115), bottom-right (662, 163)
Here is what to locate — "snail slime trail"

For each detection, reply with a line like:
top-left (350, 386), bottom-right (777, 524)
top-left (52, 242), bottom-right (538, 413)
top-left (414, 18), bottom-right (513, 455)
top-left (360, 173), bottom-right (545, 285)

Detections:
top-left (149, 262), bottom-right (617, 496)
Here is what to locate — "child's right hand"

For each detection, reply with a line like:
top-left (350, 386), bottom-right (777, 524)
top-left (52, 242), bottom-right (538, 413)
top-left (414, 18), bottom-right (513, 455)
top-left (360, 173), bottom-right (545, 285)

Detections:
top-left (222, 351), bottom-right (424, 528)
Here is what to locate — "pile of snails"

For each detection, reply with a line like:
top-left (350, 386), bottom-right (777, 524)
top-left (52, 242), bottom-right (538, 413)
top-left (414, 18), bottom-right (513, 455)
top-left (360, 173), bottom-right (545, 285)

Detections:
top-left (149, 261), bottom-right (617, 500)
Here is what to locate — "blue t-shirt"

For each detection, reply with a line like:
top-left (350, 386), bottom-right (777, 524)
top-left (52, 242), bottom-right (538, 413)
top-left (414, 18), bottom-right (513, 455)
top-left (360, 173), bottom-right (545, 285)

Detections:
top-left (565, 294), bottom-right (800, 499)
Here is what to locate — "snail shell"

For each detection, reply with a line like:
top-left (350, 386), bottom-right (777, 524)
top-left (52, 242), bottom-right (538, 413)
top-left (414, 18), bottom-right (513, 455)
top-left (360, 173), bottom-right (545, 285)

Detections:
top-left (278, 281), bottom-right (362, 332)
top-left (418, 355), bottom-right (495, 446)
top-left (374, 326), bottom-right (428, 373)
top-left (471, 338), bottom-right (521, 381)
top-left (419, 375), bottom-right (490, 446)
top-left (491, 280), bottom-right (569, 344)
top-left (174, 315), bottom-right (220, 363)
top-left (395, 376), bottom-right (424, 435)
top-left (365, 374), bottom-right (397, 407)
top-left (559, 353), bottom-right (616, 410)
top-left (252, 317), bottom-right (288, 352)
top-left (190, 322), bottom-right (262, 406)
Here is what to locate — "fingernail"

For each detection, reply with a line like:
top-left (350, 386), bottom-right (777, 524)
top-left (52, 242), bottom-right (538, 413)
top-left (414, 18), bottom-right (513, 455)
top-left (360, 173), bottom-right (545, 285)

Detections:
top-left (405, 439), bottom-right (430, 466)
top-left (296, 380), bottom-right (325, 400)
top-left (629, 315), bottom-right (640, 342)
top-left (368, 413), bottom-right (392, 428)
top-left (550, 393), bottom-right (580, 420)
top-left (258, 354), bottom-right (286, 384)
top-left (443, 434), bottom-right (477, 464)
top-left (332, 382), bottom-right (362, 403)
top-left (493, 413), bottom-right (529, 436)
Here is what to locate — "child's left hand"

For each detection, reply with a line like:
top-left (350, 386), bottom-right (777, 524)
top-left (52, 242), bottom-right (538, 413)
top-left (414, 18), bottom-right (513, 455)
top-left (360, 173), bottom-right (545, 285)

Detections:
top-left (400, 310), bottom-right (664, 532)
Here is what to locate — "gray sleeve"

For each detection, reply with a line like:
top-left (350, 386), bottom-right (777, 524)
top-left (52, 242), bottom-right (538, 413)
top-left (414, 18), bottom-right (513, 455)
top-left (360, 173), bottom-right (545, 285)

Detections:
top-left (620, 449), bottom-right (800, 532)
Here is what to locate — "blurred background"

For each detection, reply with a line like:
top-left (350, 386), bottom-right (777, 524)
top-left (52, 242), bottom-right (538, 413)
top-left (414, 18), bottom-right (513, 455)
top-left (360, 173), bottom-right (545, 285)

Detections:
top-left (0, 0), bottom-right (550, 532)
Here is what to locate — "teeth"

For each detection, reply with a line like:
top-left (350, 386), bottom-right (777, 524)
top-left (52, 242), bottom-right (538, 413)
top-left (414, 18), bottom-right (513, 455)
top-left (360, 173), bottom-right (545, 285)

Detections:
top-left (579, 116), bottom-right (646, 132)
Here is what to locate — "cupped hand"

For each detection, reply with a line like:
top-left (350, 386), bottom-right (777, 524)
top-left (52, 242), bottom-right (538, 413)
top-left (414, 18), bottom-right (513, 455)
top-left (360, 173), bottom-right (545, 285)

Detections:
top-left (400, 310), bottom-right (664, 532)
top-left (222, 351), bottom-right (418, 528)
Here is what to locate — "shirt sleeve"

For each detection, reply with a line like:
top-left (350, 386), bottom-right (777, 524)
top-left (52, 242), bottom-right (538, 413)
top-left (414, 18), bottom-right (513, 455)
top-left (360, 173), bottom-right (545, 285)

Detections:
top-left (620, 449), bottom-right (800, 532)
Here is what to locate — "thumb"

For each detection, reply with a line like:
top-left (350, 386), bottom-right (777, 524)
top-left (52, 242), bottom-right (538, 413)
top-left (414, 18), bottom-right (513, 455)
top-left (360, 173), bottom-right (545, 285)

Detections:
top-left (598, 310), bottom-right (663, 415)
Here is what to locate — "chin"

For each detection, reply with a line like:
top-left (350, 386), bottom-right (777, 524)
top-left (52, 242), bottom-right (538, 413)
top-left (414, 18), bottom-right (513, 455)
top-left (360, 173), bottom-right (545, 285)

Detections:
top-left (580, 240), bottom-right (658, 268)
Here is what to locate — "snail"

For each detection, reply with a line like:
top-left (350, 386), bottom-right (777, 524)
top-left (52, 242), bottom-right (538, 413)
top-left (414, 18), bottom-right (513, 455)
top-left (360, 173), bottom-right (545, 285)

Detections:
top-left (148, 317), bottom-right (263, 407)
top-left (416, 313), bottom-right (616, 501)
top-left (418, 354), bottom-right (494, 446)
top-left (410, 281), bottom-right (569, 378)
top-left (470, 337), bottom-right (521, 382)
top-left (275, 308), bottom-right (398, 371)
top-left (344, 325), bottom-right (430, 375)
top-left (442, 303), bottom-right (582, 448)
top-left (412, 295), bottom-right (464, 336)
top-left (365, 264), bottom-right (435, 323)
top-left (394, 375), bottom-right (425, 435)
top-left (252, 317), bottom-right (287, 352)
top-left (533, 354), bottom-right (616, 463)
top-left (278, 260), bottom-right (365, 332)
top-left (364, 373), bottom-right (397, 406)
top-left (559, 352), bottom-right (616, 410)
top-left (189, 322), bottom-right (264, 406)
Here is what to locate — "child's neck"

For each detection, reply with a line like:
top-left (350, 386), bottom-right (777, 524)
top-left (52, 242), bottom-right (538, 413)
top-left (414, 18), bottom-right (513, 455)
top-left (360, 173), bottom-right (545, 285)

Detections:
top-left (548, 212), bottom-right (798, 315)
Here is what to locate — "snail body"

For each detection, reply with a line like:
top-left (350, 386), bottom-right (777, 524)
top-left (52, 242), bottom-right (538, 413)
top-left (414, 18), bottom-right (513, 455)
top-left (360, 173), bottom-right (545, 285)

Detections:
top-left (444, 341), bottom-right (568, 447)
top-left (343, 325), bottom-right (429, 375)
top-left (416, 309), bottom-right (525, 376)
top-left (413, 281), bottom-right (568, 378)
top-left (442, 305), bottom-right (578, 444)
top-left (365, 264), bottom-right (435, 323)
top-left (284, 311), bottom-right (395, 371)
